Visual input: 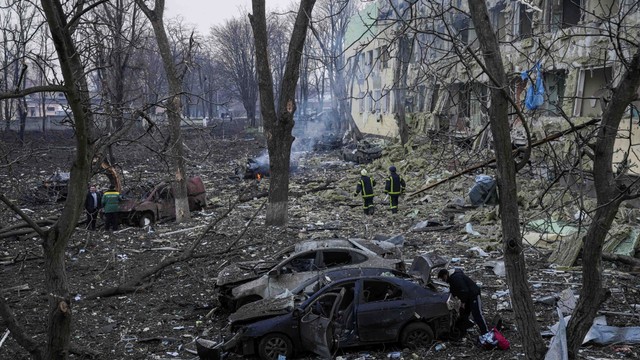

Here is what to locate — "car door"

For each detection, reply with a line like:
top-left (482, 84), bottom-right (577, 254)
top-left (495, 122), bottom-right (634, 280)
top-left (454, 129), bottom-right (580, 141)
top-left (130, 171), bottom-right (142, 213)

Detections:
top-left (299, 286), bottom-right (346, 359)
top-left (156, 185), bottom-right (175, 220)
top-left (356, 279), bottom-right (414, 342)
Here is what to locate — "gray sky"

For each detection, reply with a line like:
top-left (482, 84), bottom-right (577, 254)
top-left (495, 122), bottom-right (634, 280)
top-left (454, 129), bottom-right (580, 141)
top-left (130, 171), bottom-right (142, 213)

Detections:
top-left (164, 0), bottom-right (295, 35)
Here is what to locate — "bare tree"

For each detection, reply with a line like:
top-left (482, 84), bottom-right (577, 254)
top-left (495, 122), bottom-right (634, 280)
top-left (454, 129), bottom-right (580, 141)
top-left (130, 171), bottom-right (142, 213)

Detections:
top-left (249, 0), bottom-right (316, 225)
top-left (310, 0), bottom-right (362, 140)
top-left (0, 0), bottom-right (103, 358)
top-left (136, 0), bottom-right (191, 223)
top-left (466, 1), bottom-right (546, 357)
top-left (86, 0), bottom-right (146, 132)
top-left (209, 16), bottom-right (259, 126)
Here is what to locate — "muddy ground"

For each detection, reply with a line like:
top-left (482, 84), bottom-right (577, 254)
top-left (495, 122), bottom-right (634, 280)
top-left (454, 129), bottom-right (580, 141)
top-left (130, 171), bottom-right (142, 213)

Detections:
top-left (1, 122), bottom-right (639, 360)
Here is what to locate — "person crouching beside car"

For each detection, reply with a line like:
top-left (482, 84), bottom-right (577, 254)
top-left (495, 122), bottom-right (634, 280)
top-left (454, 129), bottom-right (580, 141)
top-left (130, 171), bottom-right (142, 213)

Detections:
top-left (438, 268), bottom-right (488, 335)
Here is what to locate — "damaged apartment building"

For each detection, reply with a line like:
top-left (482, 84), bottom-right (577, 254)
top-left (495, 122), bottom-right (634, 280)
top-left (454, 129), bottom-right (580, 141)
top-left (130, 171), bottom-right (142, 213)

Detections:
top-left (346, 0), bottom-right (640, 167)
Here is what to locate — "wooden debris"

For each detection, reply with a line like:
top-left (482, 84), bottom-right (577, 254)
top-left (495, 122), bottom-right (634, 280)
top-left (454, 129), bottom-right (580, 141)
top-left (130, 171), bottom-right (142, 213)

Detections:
top-left (548, 232), bottom-right (583, 267)
top-left (158, 225), bottom-right (207, 237)
top-left (0, 330), bottom-right (10, 349)
top-left (0, 284), bottom-right (30, 294)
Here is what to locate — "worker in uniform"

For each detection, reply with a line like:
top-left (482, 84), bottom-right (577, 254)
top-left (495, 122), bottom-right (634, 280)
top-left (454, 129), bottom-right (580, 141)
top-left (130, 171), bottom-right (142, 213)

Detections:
top-left (384, 166), bottom-right (405, 213)
top-left (354, 169), bottom-right (376, 215)
top-left (102, 186), bottom-right (121, 231)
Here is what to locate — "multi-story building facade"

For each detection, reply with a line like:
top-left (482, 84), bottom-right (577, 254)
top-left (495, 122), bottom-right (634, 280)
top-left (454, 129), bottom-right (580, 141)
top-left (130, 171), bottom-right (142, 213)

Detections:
top-left (346, 0), bottom-right (639, 166)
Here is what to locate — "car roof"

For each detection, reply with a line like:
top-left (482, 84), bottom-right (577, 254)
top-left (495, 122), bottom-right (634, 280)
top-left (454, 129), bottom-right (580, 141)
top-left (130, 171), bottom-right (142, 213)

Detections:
top-left (301, 275), bottom-right (430, 306)
top-left (290, 267), bottom-right (411, 294)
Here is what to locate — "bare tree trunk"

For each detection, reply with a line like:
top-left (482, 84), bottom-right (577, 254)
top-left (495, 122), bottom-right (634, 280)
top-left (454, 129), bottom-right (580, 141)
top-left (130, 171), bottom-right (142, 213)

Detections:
top-left (250, 0), bottom-right (316, 226)
top-left (136, 0), bottom-right (191, 223)
top-left (566, 49), bottom-right (640, 358)
top-left (393, 34), bottom-right (411, 146)
top-left (39, 1), bottom-right (96, 358)
top-left (467, 1), bottom-right (546, 358)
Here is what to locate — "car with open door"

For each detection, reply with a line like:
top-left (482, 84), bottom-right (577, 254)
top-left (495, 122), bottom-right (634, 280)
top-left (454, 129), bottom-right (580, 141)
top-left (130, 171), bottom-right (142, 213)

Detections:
top-left (224, 275), bottom-right (459, 360)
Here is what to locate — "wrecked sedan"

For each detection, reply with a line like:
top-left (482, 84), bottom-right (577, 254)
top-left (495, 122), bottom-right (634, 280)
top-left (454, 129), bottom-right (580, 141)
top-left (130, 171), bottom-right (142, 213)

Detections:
top-left (228, 267), bottom-right (413, 325)
top-left (216, 238), bottom-right (403, 310)
top-left (228, 253), bottom-right (448, 325)
top-left (225, 275), bottom-right (458, 360)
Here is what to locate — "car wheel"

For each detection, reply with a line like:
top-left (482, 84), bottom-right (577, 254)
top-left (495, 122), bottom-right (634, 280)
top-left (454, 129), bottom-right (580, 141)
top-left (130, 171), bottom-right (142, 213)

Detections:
top-left (138, 212), bottom-right (154, 227)
top-left (400, 322), bottom-right (434, 349)
top-left (258, 333), bottom-right (293, 360)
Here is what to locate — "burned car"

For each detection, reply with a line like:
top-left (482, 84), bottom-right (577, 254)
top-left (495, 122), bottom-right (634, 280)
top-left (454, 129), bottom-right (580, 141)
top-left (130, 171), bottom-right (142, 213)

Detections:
top-left (216, 239), bottom-right (404, 310)
top-left (117, 176), bottom-right (207, 226)
top-left (228, 267), bottom-right (413, 325)
top-left (38, 171), bottom-right (70, 201)
top-left (227, 253), bottom-right (447, 325)
top-left (224, 275), bottom-right (458, 360)
top-left (342, 138), bottom-right (383, 164)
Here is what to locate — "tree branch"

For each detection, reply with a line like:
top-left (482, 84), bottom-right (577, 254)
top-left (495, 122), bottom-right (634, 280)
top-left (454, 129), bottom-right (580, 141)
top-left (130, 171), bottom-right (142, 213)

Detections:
top-left (0, 193), bottom-right (46, 238)
top-left (0, 85), bottom-right (67, 100)
top-left (0, 297), bottom-right (44, 360)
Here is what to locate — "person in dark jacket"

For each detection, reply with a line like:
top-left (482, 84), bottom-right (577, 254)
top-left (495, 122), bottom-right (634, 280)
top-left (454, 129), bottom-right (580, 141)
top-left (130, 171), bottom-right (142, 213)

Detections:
top-left (84, 185), bottom-right (102, 230)
top-left (438, 268), bottom-right (488, 335)
top-left (384, 166), bottom-right (406, 213)
top-left (354, 169), bottom-right (376, 215)
top-left (102, 187), bottom-right (121, 231)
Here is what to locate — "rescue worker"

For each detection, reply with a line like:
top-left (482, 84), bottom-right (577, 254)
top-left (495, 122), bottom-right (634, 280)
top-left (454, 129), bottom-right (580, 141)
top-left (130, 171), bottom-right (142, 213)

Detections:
top-left (354, 169), bottom-right (376, 215)
top-left (102, 186), bottom-right (121, 231)
top-left (384, 166), bottom-right (405, 213)
top-left (438, 268), bottom-right (489, 335)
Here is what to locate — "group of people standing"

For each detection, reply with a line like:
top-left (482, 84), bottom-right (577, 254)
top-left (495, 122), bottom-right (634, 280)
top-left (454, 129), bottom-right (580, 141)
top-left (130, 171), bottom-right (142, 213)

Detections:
top-left (84, 184), bottom-right (121, 231)
top-left (354, 165), bottom-right (406, 215)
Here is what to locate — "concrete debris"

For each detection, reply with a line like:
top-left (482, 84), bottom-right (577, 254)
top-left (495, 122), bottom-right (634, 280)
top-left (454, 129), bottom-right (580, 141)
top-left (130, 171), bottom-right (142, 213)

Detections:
top-left (465, 223), bottom-right (481, 236)
top-left (484, 260), bottom-right (506, 276)
top-left (466, 246), bottom-right (489, 258)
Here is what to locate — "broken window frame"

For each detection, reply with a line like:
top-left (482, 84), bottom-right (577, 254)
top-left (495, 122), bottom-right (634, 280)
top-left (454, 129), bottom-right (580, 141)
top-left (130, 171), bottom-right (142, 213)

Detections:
top-left (489, 0), bottom-right (507, 42)
top-left (547, 0), bottom-right (583, 32)
top-left (572, 66), bottom-right (613, 117)
top-left (513, 1), bottom-right (534, 40)
top-left (541, 70), bottom-right (567, 117)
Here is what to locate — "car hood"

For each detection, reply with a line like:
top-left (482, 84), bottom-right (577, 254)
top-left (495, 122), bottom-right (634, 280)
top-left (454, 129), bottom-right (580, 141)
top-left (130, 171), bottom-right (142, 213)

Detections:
top-left (228, 294), bottom-right (296, 325)
top-left (216, 260), bottom-right (278, 286)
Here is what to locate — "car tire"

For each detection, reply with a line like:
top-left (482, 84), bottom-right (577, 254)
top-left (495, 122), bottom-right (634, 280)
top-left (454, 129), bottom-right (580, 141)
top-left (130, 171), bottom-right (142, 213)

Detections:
top-left (138, 212), bottom-right (154, 227)
top-left (258, 333), bottom-right (293, 360)
top-left (400, 322), bottom-right (434, 349)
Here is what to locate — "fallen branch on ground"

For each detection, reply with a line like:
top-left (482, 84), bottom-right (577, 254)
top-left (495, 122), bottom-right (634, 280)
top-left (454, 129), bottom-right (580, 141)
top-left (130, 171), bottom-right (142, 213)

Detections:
top-left (603, 253), bottom-right (640, 267)
top-left (83, 198), bottom-right (265, 300)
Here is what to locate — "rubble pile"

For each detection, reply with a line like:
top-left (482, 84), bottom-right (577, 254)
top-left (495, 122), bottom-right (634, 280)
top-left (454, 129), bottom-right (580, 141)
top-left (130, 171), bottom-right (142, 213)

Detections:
top-left (1, 127), bottom-right (639, 360)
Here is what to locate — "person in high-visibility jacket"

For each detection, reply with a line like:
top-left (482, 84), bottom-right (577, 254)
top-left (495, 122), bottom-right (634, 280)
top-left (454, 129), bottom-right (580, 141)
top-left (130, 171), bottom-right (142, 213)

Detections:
top-left (102, 187), bottom-right (121, 231)
top-left (354, 169), bottom-right (376, 215)
top-left (384, 166), bottom-right (405, 213)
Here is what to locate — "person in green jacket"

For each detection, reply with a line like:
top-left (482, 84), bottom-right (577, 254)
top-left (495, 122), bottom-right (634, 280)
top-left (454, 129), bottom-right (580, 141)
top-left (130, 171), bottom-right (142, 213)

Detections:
top-left (102, 187), bottom-right (121, 231)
